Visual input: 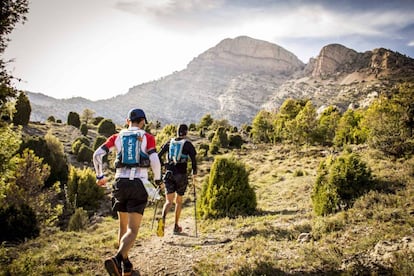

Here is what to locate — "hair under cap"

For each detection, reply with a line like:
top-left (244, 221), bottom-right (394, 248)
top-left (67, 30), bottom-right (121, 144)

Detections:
top-left (177, 124), bottom-right (188, 136)
top-left (127, 108), bottom-right (148, 123)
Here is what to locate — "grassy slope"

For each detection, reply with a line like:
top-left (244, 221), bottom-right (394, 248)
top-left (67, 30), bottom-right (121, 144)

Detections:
top-left (1, 126), bottom-right (414, 275)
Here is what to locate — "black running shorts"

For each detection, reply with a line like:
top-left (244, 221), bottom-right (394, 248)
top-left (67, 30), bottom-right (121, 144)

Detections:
top-left (165, 173), bottom-right (188, 196)
top-left (112, 178), bottom-right (148, 214)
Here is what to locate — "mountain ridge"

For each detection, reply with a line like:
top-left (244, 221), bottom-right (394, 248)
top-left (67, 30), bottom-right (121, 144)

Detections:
top-left (27, 36), bottom-right (414, 127)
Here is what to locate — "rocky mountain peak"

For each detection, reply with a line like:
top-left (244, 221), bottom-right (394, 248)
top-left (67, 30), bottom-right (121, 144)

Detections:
top-left (369, 48), bottom-right (414, 76)
top-left (187, 36), bottom-right (304, 75)
top-left (27, 36), bottom-right (414, 128)
top-left (311, 44), bottom-right (358, 77)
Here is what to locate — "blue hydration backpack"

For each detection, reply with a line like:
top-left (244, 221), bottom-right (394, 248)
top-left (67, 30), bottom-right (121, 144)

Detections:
top-left (117, 129), bottom-right (150, 167)
top-left (168, 138), bottom-right (188, 164)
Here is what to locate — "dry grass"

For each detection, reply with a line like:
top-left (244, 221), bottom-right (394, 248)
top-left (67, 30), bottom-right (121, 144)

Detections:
top-left (1, 125), bottom-right (414, 275)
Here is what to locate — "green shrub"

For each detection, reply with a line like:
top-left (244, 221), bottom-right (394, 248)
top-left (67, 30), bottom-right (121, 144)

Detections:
top-left (71, 136), bottom-right (90, 155)
top-left (71, 140), bottom-right (82, 155)
top-left (92, 116), bottom-right (104, 125)
top-left (47, 115), bottom-right (56, 122)
top-left (68, 207), bottom-right (89, 231)
top-left (74, 136), bottom-right (90, 146)
top-left (19, 133), bottom-right (68, 187)
top-left (363, 84), bottom-right (414, 157)
top-left (97, 119), bottom-right (116, 137)
top-left (80, 123), bottom-right (88, 136)
top-left (198, 114), bottom-right (214, 130)
top-left (208, 141), bottom-right (219, 155)
top-left (77, 144), bottom-right (93, 163)
top-left (215, 127), bottom-right (229, 148)
top-left (0, 204), bottom-right (39, 242)
top-left (198, 143), bottom-right (209, 157)
top-left (66, 166), bottom-right (104, 211)
top-left (311, 152), bottom-right (372, 216)
top-left (45, 132), bottom-right (69, 186)
top-left (12, 92), bottom-right (31, 126)
top-left (93, 135), bottom-right (107, 150)
top-left (155, 124), bottom-right (176, 148)
top-left (228, 134), bottom-right (244, 149)
top-left (67, 111), bottom-right (81, 128)
top-left (200, 156), bottom-right (256, 218)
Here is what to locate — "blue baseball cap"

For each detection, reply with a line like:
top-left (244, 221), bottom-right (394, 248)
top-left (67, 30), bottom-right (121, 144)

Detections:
top-left (127, 108), bottom-right (148, 123)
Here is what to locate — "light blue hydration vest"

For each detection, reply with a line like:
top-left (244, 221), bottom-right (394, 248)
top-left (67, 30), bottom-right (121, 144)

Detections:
top-left (117, 129), bottom-right (150, 168)
top-left (168, 138), bottom-right (188, 164)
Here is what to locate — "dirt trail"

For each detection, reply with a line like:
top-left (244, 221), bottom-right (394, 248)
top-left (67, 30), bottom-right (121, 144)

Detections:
top-left (128, 217), bottom-right (227, 276)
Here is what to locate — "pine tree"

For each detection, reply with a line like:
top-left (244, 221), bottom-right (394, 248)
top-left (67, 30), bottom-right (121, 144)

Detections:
top-left (12, 92), bottom-right (31, 126)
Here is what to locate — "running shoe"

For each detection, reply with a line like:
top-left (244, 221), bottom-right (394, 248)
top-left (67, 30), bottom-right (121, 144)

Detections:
top-left (104, 256), bottom-right (122, 276)
top-left (173, 224), bottom-right (182, 234)
top-left (156, 218), bottom-right (165, 237)
top-left (122, 259), bottom-right (133, 276)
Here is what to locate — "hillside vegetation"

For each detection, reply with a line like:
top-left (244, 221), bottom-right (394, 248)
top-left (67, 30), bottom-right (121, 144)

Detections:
top-left (1, 90), bottom-right (414, 274)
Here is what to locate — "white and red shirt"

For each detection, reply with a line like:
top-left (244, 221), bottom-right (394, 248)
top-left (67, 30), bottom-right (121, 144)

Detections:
top-left (93, 127), bottom-right (161, 181)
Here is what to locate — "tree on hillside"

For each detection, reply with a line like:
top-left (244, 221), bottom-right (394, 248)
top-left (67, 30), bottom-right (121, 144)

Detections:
top-left (81, 108), bottom-right (95, 125)
top-left (289, 100), bottom-right (318, 145)
top-left (333, 109), bottom-right (366, 147)
top-left (316, 105), bottom-right (341, 146)
top-left (251, 110), bottom-right (274, 143)
top-left (198, 114), bottom-right (214, 130)
top-left (0, 0), bottom-right (29, 119)
top-left (12, 91), bottom-right (31, 125)
top-left (273, 98), bottom-right (308, 142)
top-left (1, 149), bottom-right (62, 241)
top-left (363, 83), bottom-right (414, 156)
top-left (156, 124), bottom-right (176, 149)
top-left (67, 111), bottom-right (81, 128)
top-left (19, 132), bottom-right (69, 187)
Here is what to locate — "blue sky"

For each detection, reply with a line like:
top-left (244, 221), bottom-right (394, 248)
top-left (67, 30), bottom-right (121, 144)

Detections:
top-left (4, 0), bottom-right (414, 101)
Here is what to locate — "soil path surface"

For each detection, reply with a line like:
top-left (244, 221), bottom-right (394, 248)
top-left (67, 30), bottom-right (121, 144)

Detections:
top-left (127, 217), bottom-right (229, 276)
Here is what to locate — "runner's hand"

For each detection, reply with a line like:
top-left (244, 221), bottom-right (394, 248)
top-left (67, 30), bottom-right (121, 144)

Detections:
top-left (96, 177), bottom-right (107, 187)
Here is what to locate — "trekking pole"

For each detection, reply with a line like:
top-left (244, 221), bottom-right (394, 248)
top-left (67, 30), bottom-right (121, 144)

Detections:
top-left (192, 175), bottom-right (198, 238)
top-left (151, 199), bottom-right (159, 230)
top-left (151, 186), bottom-right (161, 230)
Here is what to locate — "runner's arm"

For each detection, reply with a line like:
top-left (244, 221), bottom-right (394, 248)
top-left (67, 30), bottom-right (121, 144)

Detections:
top-left (157, 141), bottom-right (170, 167)
top-left (187, 142), bottom-right (197, 175)
top-left (93, 146), bottom-right (108, 178)
top-left (145, 133), bottom-right (162, 181)
top-left (149, 151), bottom-right (162, 181)
top-left (93, 135), bottom-right (117, 178)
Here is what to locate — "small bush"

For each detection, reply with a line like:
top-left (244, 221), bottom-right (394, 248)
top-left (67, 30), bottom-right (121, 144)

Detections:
top-left (228, 134), bottom-right (244, 149)
top-left (97, 119), bottom-right (116, 137)
top-left (92, 116), bottom-right (104, 125)
top-left (77, 144), bottom-right (94, 163)
top-left (311, 152), bottom-right (372, 216)
top-left (200, 156), bottom-right (256, 218)
top-left (93, 135), bottom-right (107, 150)
top-left (80, 123), bottom-right (88, 136)
top-left (293, 169), bottom-right (304, 177)
top-left (0, 204), bottom-right (39, 242)
top-left (66, 166), bottom-right (104, 211)
top-left (67, 111), bottom-right (81, 128)
top-left (71, 136), bottom-right (90, 155)
top-left (68, 207), bottom-right (89, 231)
